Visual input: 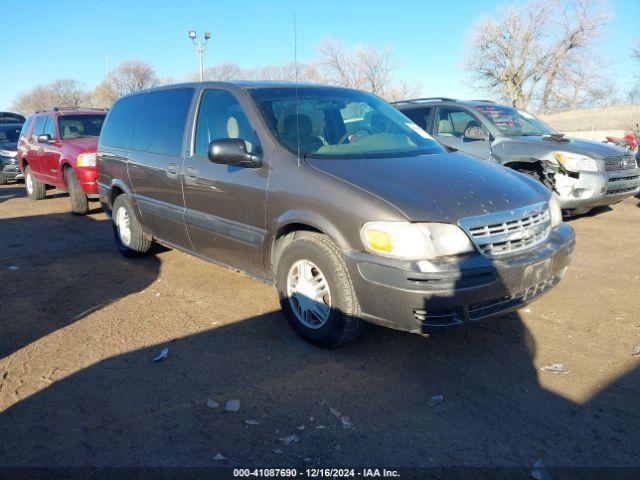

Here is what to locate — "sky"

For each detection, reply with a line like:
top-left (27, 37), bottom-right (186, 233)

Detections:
top-left (2, 0), bottom-right (639, 110)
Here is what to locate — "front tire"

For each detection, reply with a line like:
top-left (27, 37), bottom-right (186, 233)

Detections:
top-left (64, 168), bottom-right (89, 215)
top-left (275, 232), bottom-right (364, 348)
top-left (112, 195), bottom-right (151, 257)
top-left (25, 165), bottom-right (46, 200)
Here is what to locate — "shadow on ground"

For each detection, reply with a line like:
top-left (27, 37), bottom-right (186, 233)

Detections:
top-left (1, 309), bottom-right (638, 472)
top-left (0, 184), bottom-right (25, 205)
top-left (0, 211), bottom-right (160, 359)
top-left (563, 205), bottom-right (613, 221)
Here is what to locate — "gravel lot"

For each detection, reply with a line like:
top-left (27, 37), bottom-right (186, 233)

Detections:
top-left (0, 182), bottom-right (639, 473)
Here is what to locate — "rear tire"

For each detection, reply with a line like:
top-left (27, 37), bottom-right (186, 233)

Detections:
top-left (25, 165), bottom-right (46, 200)
top-left (275, 232), bottom-right (364, 348)
top-left (64, 168), bottom-right (88, 215)
top-left (112, 195), bottom-right (151, 257)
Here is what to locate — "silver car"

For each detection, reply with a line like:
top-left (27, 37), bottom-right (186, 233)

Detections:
top-left (394, 98), bottom-right (640, 215)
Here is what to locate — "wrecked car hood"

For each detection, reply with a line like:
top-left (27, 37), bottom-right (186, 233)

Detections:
top-left (500, 135), bottom-right (629, 159)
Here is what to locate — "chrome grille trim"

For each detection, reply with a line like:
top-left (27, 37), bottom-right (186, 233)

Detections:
top-left (458, 202), bottom-right (552, 258)
top-left (604, 155), bottom-right (637, 171)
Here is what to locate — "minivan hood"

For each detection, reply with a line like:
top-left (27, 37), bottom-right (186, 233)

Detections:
top-left (306, 152), bottom-right (550, 222)
top-left (508, 134), bottom-right (627, 158)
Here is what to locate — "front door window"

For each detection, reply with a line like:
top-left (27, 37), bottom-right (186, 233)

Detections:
top-left (433, 107), bottom-right (490, 160)
top-left (194, 89), bottom-right (259, 157)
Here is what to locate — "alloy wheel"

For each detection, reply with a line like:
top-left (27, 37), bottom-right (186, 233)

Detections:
top-left (286, 259), bottom-right (332, 329)
top-left (25, 171), bottom-right (33, 195)
top-left (115, 206), bottom-right (132, 246)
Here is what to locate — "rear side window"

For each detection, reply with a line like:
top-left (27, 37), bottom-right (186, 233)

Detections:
top-left (401, 107), bottom-right (431, 131)
top-left (100, 94), bottom-right (145, 149)
top-left (20, 116), bottom-right (33, 139)
top-left (131, 88), bottom-right (194, 156)
top-left (31, 116), bottom-right (47, 141)
top-left (435, 108), bottom-right (480, 137)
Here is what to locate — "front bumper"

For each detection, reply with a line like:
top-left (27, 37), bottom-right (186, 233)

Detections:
top-left (74, 167), bottom-right (99, 196)
top-left (555, 168), bottom-right (640, 211)
top-left (344, 223), bottom-right (575, 333)
top-left (0, 156), bottom-right (20, 181)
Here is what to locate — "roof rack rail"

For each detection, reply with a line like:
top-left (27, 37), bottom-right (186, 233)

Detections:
top-left (34, 106), bottom-right (108, 114)
top-left (471, 99), bottom-right (496, 104)
top-left (390, 97), bottom-right (456, 105)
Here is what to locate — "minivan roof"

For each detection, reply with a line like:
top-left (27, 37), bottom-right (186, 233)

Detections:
top-left (114, 81), bottom-right (361, 100)
top-left (392, 98), bottom-right (499, 108)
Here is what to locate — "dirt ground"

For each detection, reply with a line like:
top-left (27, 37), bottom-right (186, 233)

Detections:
top-left (0, 182), bottom-right (639, 474)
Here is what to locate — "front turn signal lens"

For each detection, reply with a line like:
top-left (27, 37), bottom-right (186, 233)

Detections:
top-left (365, 229), bottom-right (393, 252)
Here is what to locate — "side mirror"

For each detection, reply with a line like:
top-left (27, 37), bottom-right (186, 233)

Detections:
top-left (208, 138), bottom-right (261, 168)
top-left (37, 134), bottom-right (54, 144)
top-left (463, 126), bottom-right (488, 141)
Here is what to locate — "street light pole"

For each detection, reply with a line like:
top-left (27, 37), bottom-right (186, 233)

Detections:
top-left (188, 30), bottom-right (211, 81)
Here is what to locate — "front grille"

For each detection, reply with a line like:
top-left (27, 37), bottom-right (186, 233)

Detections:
top-left (604, 155), bottom-right (637, 171)
top-left (609, 175), bottom-right (640, 182)
top-left (607, 186), bottom-right (638, 195)
top-left (458, 202), bottom-right (551, 258)
top-left (468, 275), bottom-right (559, 321)
top-left (1, 155), bottom-right (18, 172)
top-left (413, 274), bottom-right (560, 326)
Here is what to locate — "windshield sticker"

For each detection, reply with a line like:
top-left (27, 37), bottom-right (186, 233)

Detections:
top-left (406, 122), bottom-right (434, 139)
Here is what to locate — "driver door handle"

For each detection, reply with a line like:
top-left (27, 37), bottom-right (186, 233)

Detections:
top-left (166, 163), bottom-right (178, 178)
top-left (184, 166), bottom-right (198, 183)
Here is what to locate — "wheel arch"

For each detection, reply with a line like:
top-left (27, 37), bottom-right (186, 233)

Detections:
top-left (266, 212), bottom-right (351, 279)
top-left (60, 160), bottom-right (73, 185)
top-left (105, 180), bottom-right (147, 230)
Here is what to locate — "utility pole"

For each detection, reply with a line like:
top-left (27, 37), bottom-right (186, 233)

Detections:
top-left (188, 31), bottom-right (211, 81)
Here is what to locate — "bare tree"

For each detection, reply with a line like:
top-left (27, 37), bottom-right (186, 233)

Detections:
top-left (12, 79), bottom-right (90, 115)
top-left (632, 37), bottom-right (640, 62)
top-left (539, 0), bottom-right (609, 112)
top-left (465, 0), bottom-right (609, 111)
top-left (317, 40), bottom-right (360, 88)
top-left (183, 62), bottom-right (247, 82)
top-left (93, 59), bottom-right (158, 107)
top-left (315, 39), bottom-right (420, 100)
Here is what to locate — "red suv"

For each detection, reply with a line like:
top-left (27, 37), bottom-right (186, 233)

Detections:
top-left (17, 108), bottom-right (107, 214)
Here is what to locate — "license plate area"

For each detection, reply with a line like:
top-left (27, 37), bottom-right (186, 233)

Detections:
top-left (521, 258), bottom-right (552, 291)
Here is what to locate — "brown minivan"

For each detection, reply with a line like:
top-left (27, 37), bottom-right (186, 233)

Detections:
top-left (97, 82), bottom-right (574, 347)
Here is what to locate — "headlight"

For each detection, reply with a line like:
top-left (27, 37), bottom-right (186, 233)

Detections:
top-left (549, 194), bottom-right (562, 228)
top-left (552, 151), bottom-right (598, 172)
top-left (0, 149), bottom-right (17, 158)
top-left (361, 221), bottom-right (475, 260)
top-left (76, 153), bottom-right (97, 167)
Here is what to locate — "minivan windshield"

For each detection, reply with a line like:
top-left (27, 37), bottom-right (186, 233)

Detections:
top-left (474, 104), bottom-right (556, 136)
top-left (58, 114), bottom-right (106, 139)
top-left (248, 86), bottom-right (445, 158)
